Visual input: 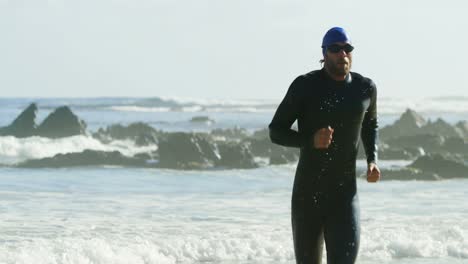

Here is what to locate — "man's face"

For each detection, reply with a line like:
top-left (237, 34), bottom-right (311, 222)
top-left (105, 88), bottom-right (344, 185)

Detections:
top-left (324, 42), bottom-right (353, 76)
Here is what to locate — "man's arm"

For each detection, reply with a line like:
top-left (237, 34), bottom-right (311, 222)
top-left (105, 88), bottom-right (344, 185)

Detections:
top-left (361, 81), bottom-right (379, 164)
top-left (361, 82), bottom-right (380, 182)
top-left (268, 76), bottom-right (308, 148)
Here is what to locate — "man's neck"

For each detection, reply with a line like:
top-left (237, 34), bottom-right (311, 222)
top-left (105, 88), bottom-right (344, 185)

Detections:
top-left (324, 67), bottom-right (347, 81)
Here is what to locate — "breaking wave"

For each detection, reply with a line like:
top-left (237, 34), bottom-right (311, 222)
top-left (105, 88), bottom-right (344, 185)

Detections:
top-left (0, 135), bottom-right (156, 165)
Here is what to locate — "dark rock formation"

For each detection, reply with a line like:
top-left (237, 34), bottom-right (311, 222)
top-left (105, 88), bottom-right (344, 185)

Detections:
top-left (157, 132), bottom-right (219, 170)
top-left (424, 118), bottom-right (463, 138)
top-left (93, 122), bottom-right (160, 145)
top-left (36, 106), bottom-right (87, 138)
top-left (380, 134), bottom-right (467, 157)
top-left (375, 167), bottom-right (442, 181)
top-left (252, 128), bottom-right (269, 139)
top-left (133, 152), bottom-right (153, 160)
top-left (441, 137), bottom-right (468, 154)
top-left (358, 141), bottom-right (423, 160)
top-left (190, 116), bottom-right (215, 123)
top-left (0, 104), bottom-right (86, 139)
top-left (0, 103), bottom-right (38, 138)
top-left (211, 127), bottom-right (250, 140)
top-left (269, 148), bottom-right (299, 165)
top-left (245, 137), bottom-right (272, 157)
top-left (408, 153), bottom-right (468, 179)
top-left (455, 121), bottom-right (468, 139)
top-left (215, 142), bottom-right (258, 169)
top-left (5, 106), bottom-right (466, 171)
top-left (380, 109), bottom-right (465, 141)
top-left (376, 109), bottom-right (467, 160)
top-left (135, 133), bottom-right (158, 147)
top-left (378, 147), bottom-right (417, 160)
top-left (360, 153), bottom-right (467, 181)
top-left (380, 109), bottom-right (427, 140)
top-left (243, 129), bottom-right (299, 165)
top-left (16, 149), bottom-right (147, 168)
top-left (385, 134), bottom-right (445, 153)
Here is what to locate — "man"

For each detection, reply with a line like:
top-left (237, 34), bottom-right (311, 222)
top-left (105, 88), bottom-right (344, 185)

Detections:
top-left (269, 27), bottom-right (381, 264)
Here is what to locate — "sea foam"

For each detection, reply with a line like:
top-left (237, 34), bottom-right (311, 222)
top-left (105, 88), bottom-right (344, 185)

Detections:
top-left (0, 135), bottom-right (156, 165)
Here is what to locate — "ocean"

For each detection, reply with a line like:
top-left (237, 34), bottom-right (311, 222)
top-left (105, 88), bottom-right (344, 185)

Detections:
top-left (0, 97), bottom-right (467, 264)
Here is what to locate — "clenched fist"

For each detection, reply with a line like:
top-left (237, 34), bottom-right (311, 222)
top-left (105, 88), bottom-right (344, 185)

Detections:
top-left (367, 162), bottom-right (381, 182)
top-left (313, 126), bottom-right (334, 149)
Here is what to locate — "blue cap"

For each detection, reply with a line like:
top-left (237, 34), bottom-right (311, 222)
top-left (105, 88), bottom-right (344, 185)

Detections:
top-left (321, 27), bottom-right (351, 55)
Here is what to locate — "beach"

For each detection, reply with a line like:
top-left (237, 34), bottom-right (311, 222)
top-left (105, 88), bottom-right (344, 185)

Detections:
top-left (0, 97), bottom-right (466, 263)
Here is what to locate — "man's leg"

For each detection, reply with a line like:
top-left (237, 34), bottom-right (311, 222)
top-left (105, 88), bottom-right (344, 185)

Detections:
top-left (292, 196), bottom-right (325, 264)
top-left (323, 194), bottom-right (360, 264)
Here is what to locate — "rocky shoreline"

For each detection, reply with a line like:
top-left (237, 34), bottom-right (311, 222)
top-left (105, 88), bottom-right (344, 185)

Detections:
top-left (2, 103), bottom-right (467, 180)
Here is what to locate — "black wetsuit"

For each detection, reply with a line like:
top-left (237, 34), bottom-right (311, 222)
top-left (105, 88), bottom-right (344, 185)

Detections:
top-left (269, 68), bottom-right (378, 264)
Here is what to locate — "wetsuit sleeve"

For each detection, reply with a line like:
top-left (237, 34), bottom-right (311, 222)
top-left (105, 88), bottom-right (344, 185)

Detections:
top-left (361, 82), bottom-right (379, 164)
top-left (268, 76), bottom-right (308, 148)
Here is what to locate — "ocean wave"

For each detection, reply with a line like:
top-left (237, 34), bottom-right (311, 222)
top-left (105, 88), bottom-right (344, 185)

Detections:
top-left (3, 96), bottom-right (467, 115)
top-left (107, 97), bottom-right (468, 114)
top-left (111, 96), bottom-right (468, 114)
top-left (360, 220), bottom-right (468, 261)
top-left (0, 227), bottom-right (466, 264)
top-left (153, 96), bottom-right (277, 107)
top-left (379, 97), bottom-right (468, 114)
top-left (26, 97), bottom-right (277, 113)
top-left (107, 106), bottom-right (172, 112)
top-left (204, 107), bottom-right (275, 113)
top-left (107, 106), bottom-right (276, 113)
top-left (0, 135), bottom-right (156, 165)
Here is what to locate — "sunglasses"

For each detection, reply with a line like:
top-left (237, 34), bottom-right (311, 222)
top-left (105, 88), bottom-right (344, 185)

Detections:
top-left (327, 44), bottom-right (354, 53)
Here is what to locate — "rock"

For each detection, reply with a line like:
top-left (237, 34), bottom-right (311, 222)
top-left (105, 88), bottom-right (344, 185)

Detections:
top-left (243, 129), bottom-right (279, 157)
top-left (408, 153), bottom-right (468, 179)
top-left (36, 106), bottom-right (87, 138)
top-left (455, 121), bottom-right (468, 140)
top-left (357, 142), bottom-right (418, 160)
top-left (385, 134), bottom-right (445, 153)
top-left (373, 167), bottom-right (441, 181)
top-left (245, 137), bottom-right (272, 157)
top-left (134, 152), bottom-right (155, 160)
top-left (271, 146), bottom-right (298, 164)
top-left (157, 132), bottom-right (219, 169)
top-left (190, 116), bottom-right (215, 124)
top-left (378, 147), bottom-right (415, 160)
top-left (423, 118), bottom-right (463, 138)
top-left (242, 136), bottom-right (299, 163)
top-left (252, 128), bottom-right (269, 139)
top-left (0, 104), bottom-right (86, 139)
top-left (380, 109), bottom-right (465, 142)
top-left (269, 148), bottom-right (298, 165)
top-left (135, 133), bottom-right (158, 146)
top-left (211, 127), bottom-right (250, 140)
top-left (442, 137), bottom-right (468, 154)
top-left (216, 142), bottom-right (258, 169)
top-left (377, 109), bottom-right (467, 157)
top-left (380, 108), bottom-right (427, 140)
top-left (0, 103), bottom-right (38, 137)
top-left (269, 153), bottom-right (289, 165)
top-left (16, 149), bottom-right (147, 168)
top-left (196, 134), bottom-right (221, 162)
top-left (402, 146), bottom-right (426, 157)
top-left (93, 122), bottom-right (160, 145)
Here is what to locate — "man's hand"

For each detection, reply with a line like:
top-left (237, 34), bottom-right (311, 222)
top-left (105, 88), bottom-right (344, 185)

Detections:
top-left (367, 162), bottom-right (381, 182)
top-left (313, 126), bottom-right (334, 149)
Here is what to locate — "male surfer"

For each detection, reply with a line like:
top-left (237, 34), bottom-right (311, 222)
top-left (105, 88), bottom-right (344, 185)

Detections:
top-left (269, 27), bottom-right (381, 264)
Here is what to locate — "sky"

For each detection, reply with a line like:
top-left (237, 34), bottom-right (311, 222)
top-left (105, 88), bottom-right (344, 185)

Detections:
top-left (1, 0), bottom-right (468, 100)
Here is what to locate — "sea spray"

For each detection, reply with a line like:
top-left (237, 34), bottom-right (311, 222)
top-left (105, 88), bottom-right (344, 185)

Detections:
top-left (0, 135), bottom-right (156, 165)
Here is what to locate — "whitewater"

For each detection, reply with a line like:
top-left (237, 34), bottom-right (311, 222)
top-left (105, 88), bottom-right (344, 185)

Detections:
top-left (0, 97), bottom-right (467, 263)
top-left (0, 165), bottom-right (467, 264)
